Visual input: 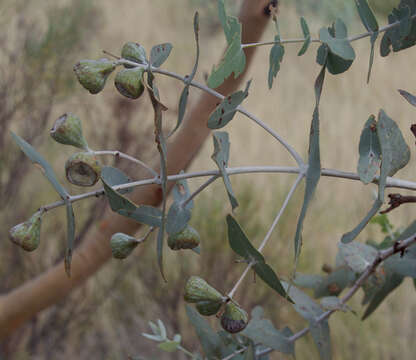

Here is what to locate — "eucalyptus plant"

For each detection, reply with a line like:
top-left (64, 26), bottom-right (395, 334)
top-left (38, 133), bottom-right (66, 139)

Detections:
top-left (8, 0), bottom-right (416, 359)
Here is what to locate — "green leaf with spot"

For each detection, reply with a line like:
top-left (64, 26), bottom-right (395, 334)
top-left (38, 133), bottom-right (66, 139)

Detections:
top-left (150, 43), bottom-right (173, 68)
top-left (166, 202), bottom-right (191, 235)
top-left (211, 132), bottom-right (238, 210)
top-left (208, 80), bottom-right (251, 129)
top-left (357, 115), bottom-right (381, 184)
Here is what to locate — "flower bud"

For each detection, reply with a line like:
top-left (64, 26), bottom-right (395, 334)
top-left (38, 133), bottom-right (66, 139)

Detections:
top-left (121, 42), bottom-right (147, 67)
top-left (73, 59), bottom-right (115, 94)
top-left (9, 211), bottom-right (42, 251)
top-left (168, 225), bottom-right (200, 251)
top-left (114, 68), bottom-right (145, 99)
top-left (195, 300), bottom-right (222, 316)
top-left (65, 152), bottom-right (102, 186)
top-left (184, 276), bottom-right (223, 303)
top-left (50, 113), bottom-right (88, 150)
top-left (110, 232), bottom-right (139, 259)
top-left (220, 302), bottom-right (248, 334)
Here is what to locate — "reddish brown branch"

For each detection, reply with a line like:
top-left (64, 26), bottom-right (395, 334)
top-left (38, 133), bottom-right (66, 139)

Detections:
top-left (380, 193), bottom-right (416, 214)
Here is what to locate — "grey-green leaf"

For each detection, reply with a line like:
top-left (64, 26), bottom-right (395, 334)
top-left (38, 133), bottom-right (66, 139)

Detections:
top-left (208, 80), bottom-right (251, 129)
top-left (226, 215), bottom-right (264, 263)
top-left (212, 132), bottom-right (238, 210)
top-left (185, 305), bottom-right (223, 358)
top-left (341, 199), bottom-right (383, 244)
top-left (319, 20), bottom-right (355, 61)
top-left (357, 115), bottom-right (381, 184)
top-left (11, 132), bottom-right (69, 199)
top-left (355, 0), bottom-right (379, 32)
top-left (253, 262), bottom-right (292, 302)
top-left (377, 109), bottom-right (410, 200)
top-left (338, 241), bottom-right (378, 273)
top-left (309, 319), bottom-right (332, 360)
top-left (241, 310), bottom-right (294, 355)
top-left (268, 37), bottom-right (285, 89)
top-left (207, 33), bottom-right (246, 89)
top-left (398, 89), bottom-right (416, 107)
top-left (169, 12), bottom-right (200, 138)
top-left (166, 202), bottom-right (191, 235)
top-left (102, 176), bottom-right (162, 227)
top-left (158, 341), bottom-right (180, 353)
top-left (150, 43), bottom-right (173, 68)
top-left (298, 17), bottom-right (311, 56)
top-left (172, 176), bottom-right (193, 210)
top-left (282, 282), bottom-right (324, 321)
top-left (101, 166), bottom-right (133, 194)
top-left (362, 272), bottom-right (403, 320)
top-left (294, 65), bottom-right (325, 260)
top-left (367, 32), bottom-right (378, 83)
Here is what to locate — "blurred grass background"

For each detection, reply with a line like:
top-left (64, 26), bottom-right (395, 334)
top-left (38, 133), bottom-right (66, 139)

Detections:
top-left (1, 0), bottom-right (416, 359)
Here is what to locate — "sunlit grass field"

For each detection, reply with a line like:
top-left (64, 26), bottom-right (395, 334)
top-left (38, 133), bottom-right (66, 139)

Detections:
top-left (5, 0), bottom-right (416, 359)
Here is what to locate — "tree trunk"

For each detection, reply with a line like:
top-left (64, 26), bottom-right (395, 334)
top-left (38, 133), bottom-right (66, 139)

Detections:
top-left (0, 0), bottom-right (272, 340)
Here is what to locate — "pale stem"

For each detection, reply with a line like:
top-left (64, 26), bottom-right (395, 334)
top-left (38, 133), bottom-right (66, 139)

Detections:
top-left (182, 175), bottom-right (219, 208)
top-left (92, 150), bottom-right (158, 178)
top-left (177, 344), bottom-right (195, 358)
top-left (38, 166), bottom-right (416, 213)
top-left (258, 173), bottom-right (304, 252)
top-left (137, 226), bottom-right (155, 243)
top-left (242, 14), bottom-right (416, 49)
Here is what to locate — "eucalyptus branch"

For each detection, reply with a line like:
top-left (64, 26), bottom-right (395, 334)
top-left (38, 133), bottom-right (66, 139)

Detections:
top-left (255, 232), bottom-right (416, 358)
top-left (38, 165), bottom-right (416, 214)
top-left (227, 173), bottom-right (304, 299)
top-left (242, 13), bottom-right (416, 49)
top-left (117, 59), bottom-right (304, 167)
top-left (92, 150), bottom-right (158, 178)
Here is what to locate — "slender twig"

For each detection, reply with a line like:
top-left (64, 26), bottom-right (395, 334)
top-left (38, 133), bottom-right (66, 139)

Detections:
top-left (242, 14), bottom-right (416, 49)
top-left (182, 175), bottom-right (219, 208)
top-left (227, 174), bottom-right (304, 299)
top-left (258, 173), bottom-right (304, 252)
top-left (254, 233), bottom-right (416, 358)
top-left (222, 346), bottom-right (247, 360)
top-left (117, 59), bottom-right (304, 167)
top-left (92, 150), bottom-right (158, 178)
top-left (38, 166), bottom-right (416, 214)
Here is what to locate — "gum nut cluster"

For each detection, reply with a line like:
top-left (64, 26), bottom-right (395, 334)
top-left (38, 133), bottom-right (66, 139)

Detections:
top-left (50, 113), bottom-right (88, 150)
top-left (9, 211), bottom-right (42, 252)
top-left (168, 225), bottom-right (200, 250)
top-left (220, 302), bottom-right (248, 334)
top-left (73, 58), bottom-right (115, 94)
top-left (114, 67), bottom-right (145, 99)
top-left (121, 42), bottom-right (147, 67)
top-left (110, 233), bottom-right (139, 259)
top-left (65, 152), bottom-right (102, 187)
top-left (184, 276), bottom-right (223, 316)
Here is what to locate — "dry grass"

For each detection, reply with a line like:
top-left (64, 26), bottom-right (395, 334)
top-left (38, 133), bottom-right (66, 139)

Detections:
top-left (4, 0), bottom-right (416, 359)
